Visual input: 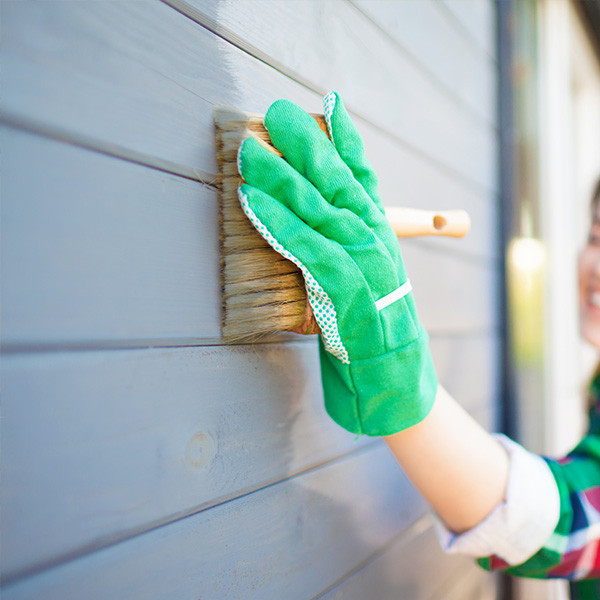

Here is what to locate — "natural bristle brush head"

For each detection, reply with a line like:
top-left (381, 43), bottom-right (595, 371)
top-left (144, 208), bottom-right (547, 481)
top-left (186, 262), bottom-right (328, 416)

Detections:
top-left (215, 107), bottom-right (323, 341)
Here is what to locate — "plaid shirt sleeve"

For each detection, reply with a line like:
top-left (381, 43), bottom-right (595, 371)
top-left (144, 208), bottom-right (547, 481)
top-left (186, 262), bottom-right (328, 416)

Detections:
top-left (478, 382), bottom-right (600, 582)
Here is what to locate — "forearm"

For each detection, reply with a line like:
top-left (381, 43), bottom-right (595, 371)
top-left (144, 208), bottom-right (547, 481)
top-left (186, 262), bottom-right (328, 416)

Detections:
top-left (384, 384), bottom-right (509, 534)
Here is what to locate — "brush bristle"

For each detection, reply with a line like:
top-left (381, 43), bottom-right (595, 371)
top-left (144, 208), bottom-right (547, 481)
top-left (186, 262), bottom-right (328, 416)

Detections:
top-left (215, 107), bottom-right (324, 341)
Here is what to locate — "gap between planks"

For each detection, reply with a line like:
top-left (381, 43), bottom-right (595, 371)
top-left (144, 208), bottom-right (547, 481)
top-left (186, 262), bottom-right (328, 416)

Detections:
top-left (0, 112), bottom-right (215, 187)
top-left (435, 0), bottom-right (498, 63)
top-left (0, 328), bottom-right (500, 356)
top-left (1, 107), bottom-right (497, 211)
top-left (0, 335), bottom-right (316, 356)
top-left (163, 0), bottom-right (497, 132)
top-left (346, 0), bottom-right (498, 130)
top-left (310, 513), bottom-right (433, 600)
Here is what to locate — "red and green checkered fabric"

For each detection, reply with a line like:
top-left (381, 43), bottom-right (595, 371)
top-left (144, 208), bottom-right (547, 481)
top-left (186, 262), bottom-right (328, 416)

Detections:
top-left (478, 374), bottom-right (600, 598)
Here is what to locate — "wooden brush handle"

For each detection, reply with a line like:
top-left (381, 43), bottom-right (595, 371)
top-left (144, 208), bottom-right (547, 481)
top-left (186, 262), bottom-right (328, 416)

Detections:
top-left (385, 207), bottom-right (470, 238)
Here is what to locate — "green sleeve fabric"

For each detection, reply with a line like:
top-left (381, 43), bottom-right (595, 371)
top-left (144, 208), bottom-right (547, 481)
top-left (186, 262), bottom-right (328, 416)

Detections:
top-left (237, 92), bottom-right (437, 436)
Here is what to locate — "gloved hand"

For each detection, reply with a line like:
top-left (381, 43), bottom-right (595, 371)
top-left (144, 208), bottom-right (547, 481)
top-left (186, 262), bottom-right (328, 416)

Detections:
top-left (237, 92), bottom-right (437, 436)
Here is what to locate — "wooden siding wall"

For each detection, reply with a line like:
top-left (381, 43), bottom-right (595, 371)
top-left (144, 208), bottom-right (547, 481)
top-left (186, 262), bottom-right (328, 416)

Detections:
top-left (1, 1), bottom-right (500, 598)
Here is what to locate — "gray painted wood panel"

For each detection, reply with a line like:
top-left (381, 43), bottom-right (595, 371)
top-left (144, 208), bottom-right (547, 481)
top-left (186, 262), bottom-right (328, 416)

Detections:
top-left (1, 126), bottom-right (221, 345)
top-left (317, 517), bottom-right (491, 600)
top-left (433, 568), bottom-right (497, 600)
top-left (2, 444), bottom-right (426, 600)
top-left (0, 0), bottom-right (314, 182)
top-left (431, 333), bottom-right (499, 415)
top-left (349, 0), bottom-right (496, 125)
top-left (2, 341), bottom-right (361, 577)
top-left (402, 240), bottom-right (498, 334)
top-left (170, 0), bottom-right (498, 192)
top-left (438, 0), bottom-right (497, 59)
top-left (1, 0), bottom-right (501, 597)
top-left (2, 127), bottom-right (496, 346)
top-left (1, 334), bottom-right (497, 578)
top-left (2, 0), bottom-right (497, 193)
top-left (2, 0), bottom-right (499, 271)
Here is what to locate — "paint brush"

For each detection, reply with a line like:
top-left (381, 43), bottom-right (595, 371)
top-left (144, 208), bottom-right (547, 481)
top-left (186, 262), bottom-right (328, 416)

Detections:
top-left (214, 107), bottom-right (470, 340)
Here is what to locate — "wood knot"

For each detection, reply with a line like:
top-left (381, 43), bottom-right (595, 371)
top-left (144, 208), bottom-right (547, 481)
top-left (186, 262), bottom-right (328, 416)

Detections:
top-left (185, 432), bottom-right (216, 469)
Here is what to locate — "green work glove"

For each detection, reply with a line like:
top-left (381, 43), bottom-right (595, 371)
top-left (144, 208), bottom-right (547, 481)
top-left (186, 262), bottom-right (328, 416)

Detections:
top-left (237, 92), bottom-right (437, 436)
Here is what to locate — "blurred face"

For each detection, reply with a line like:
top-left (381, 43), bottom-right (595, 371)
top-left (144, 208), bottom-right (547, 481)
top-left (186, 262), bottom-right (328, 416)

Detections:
top-left (579, 200), bottom-right (600, 348)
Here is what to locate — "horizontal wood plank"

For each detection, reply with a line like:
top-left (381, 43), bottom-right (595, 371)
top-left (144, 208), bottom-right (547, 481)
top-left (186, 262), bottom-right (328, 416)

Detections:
top-left (171, 0), bottom-right (498, 191)
top-left (2, 0), bottom-right (497, 193)
top-left (402, 239), bottom-right (499, 335)
top-left (430, 334), bottom-right (499, 421)
top-left (0, 126), bottom-right (221, 345)
top-left (0, 0), bottom-right (313, 181)
top-left (432, 568), bottom-right (498, 600)
top-left (0, 341), bottom-right (352, 578)
top-left (438, 0), bottom-right (497, 59)
top-left (2, 0), bottom-right (499, 267)
top-left (1, 333), bottom-right (498, 579)
top-left (2, 444), bottom-right (426, 599)
top-left (344, 0), bottom-right (496, 124)
top-left (317, 518), bottom-right (493, 600)
top-left (2, 127), bottom-right (497, 345)
top-left (1, 1), bottom-right (501, 598)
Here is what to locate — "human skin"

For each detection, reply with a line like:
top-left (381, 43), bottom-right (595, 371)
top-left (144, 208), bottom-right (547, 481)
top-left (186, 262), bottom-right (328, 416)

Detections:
top-left (385, 190), bottom-right (600, 534)
top-left (579, 201), bottom-right (600, 348)
top-left (384, 384), bottom-right (510, 533)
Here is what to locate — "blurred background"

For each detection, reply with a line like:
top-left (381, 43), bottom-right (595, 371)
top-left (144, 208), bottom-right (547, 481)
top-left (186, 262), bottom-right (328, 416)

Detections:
top-left (504, 1), bottom-right (600, 597)
top-left (1, 1), bottom-right (599, 599)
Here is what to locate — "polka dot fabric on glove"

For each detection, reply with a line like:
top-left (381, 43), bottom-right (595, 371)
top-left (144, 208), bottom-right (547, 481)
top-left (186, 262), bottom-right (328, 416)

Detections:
top-left (237, 93), bottom-right (438, 436)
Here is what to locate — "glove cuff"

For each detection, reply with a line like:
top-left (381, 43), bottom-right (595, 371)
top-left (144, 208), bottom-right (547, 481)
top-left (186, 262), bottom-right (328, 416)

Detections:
top-left (319, 330), bottom-right (438, 436)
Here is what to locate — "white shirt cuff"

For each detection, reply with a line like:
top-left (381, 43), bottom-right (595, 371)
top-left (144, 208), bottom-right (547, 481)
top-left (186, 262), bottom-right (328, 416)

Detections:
top-left (434, 434), bottom-right (560, 566)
